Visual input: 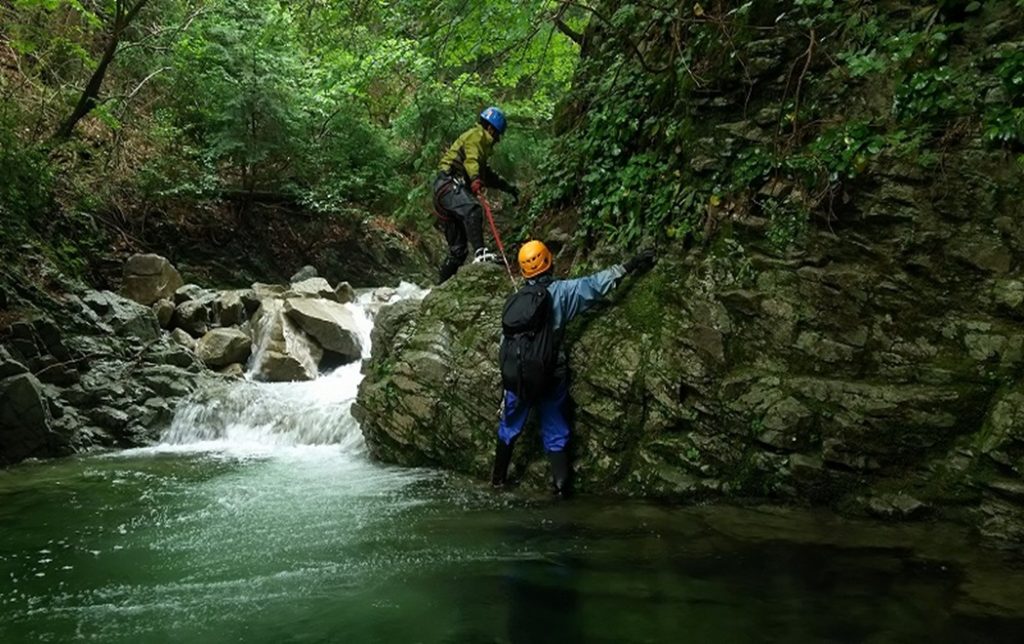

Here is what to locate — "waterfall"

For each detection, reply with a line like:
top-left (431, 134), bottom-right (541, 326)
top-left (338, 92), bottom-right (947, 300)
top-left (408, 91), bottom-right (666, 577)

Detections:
top-left (157, 282), bottom-right (427, 454)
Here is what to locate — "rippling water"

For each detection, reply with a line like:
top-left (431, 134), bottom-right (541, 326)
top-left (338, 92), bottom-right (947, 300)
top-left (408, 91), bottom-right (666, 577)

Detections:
top-left (4, 447), bottom-right (1024, 642)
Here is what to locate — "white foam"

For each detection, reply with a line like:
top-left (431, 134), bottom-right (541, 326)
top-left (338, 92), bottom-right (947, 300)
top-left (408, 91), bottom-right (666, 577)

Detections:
top-left (157, 283), bottom-right (429, 456)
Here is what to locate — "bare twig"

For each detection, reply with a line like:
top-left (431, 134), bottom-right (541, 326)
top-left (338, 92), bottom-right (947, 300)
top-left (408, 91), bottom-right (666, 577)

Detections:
top-left (791, 27), bottom-right (817, 141)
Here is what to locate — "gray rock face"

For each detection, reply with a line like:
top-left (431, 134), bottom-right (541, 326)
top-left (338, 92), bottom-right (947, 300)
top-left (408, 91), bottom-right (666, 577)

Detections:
top-left (170, 328), bottom-right (197, 351)
top-left (249, 300), bottom-right (322, 381)
top-left (196, 328), bottom-right (252, 368)
top-left (122, 254), bottom-right (184, 306)
top-left (283, 298), bottom-right (362, 361)
top-left (174, 284), bottom-right (207, 305)
top-left (288, 277), bottom-right (337, 301)
top-left (290, 265), bottom-right (319, 282)
top-left (0, 369), bottom-right (53, 464)
top-left (355, 215), bottom-right (1024, 544)
top-left (2, 274), bottom-right (214, 464)
top-left (153, 299), bottom-right (175, 328)
top-left (334, 281), bottom-right (356, 304)
top-left (84, 291), bottom-right (161, 342)
top-left (174, 300), bottom-right (210, 337)
top-left (355, 264), bottom-right (503, 475)
top-left (215, 290), bottom-right (247, 327)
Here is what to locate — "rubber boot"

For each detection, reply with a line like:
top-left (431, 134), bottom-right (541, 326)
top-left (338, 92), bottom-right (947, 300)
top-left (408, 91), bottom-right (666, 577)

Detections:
top-left (491, 439), bottom-right (515, 488)
top-left (547, 450), bottom-right (572, 498)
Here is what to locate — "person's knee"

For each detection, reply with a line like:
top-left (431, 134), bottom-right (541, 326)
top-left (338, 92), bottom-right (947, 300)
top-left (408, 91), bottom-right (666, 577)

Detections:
top-left (463, 205), bottom-right (483, 228)
top-left (447, 247), bottom-right (468, 264)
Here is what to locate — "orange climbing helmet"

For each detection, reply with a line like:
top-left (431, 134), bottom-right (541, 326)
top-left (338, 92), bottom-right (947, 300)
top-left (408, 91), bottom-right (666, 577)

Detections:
top-left (518, 240), bottom-right (553, 279)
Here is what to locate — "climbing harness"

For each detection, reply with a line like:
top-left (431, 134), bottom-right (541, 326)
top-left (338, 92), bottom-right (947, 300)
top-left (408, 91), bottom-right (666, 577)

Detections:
top-left (431, 174), bottom-right (456, 223)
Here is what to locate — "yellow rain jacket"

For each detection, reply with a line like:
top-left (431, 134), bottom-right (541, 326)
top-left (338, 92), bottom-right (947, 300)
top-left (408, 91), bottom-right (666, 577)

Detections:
top-left (438, 124), bottom-right (514, 192)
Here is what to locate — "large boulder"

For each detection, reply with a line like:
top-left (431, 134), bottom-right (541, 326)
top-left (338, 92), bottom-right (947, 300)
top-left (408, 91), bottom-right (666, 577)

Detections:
top-left (283, 298), bottom-right (363, 362)
top-left (215, 290), bottom-right (248, 327)
top-left (0, 370), bottom-right (54, 464)
top-left (82, 290), bottom-right (161, 341)
top-left (287, 277), bottom-right (338, 301)
top-left (290, 265), bottom-right (319, 283)
top-left (122, 254), bottom-right (184, 306)
top-left (355, 264), bottom-right (504, 473)
top-left (170, 328), bottom-right (197, 351)
top-left (196, 328), bottom-right (252, 368)
top-left (174, 283), bottom-right (208, 305)
top-left (153, 299), bottom-right (175, 329)
top-left (355, 240), bottom-right (1021, 526)
top-left (174, 300), bottom-right (210, 337)
top-left (249, 300), bottom-right (322, 381)
top-left (335, 281), bottom-right (357, 304)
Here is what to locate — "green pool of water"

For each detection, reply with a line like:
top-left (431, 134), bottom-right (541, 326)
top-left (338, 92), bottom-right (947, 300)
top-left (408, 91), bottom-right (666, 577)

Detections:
top-left (2, 447), bottom-right (1023, 643)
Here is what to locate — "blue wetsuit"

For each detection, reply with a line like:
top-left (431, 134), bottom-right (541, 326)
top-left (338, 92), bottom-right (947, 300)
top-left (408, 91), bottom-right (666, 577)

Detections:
top-left (497, 265), bottom-right (627, 452)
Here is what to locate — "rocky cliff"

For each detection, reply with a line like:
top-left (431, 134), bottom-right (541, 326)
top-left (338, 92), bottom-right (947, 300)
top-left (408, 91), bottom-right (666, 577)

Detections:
top-left (356, 2), bottom-right (1024, 542)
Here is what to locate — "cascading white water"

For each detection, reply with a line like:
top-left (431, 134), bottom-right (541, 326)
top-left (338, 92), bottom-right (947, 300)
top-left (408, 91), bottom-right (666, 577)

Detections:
top-left (157, 282), bottom-right (428, 455)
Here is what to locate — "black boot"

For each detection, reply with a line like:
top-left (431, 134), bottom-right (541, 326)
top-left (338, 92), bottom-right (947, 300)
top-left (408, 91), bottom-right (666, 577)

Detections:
top-left (491, 439), bottom-right (515, 487)
top-left (547, 451), bottom-right (572, 498)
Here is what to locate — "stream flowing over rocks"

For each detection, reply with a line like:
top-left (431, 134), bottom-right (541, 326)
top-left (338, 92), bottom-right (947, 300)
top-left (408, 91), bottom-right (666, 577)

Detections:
top-left (0, 255), bottom-right (404, 465)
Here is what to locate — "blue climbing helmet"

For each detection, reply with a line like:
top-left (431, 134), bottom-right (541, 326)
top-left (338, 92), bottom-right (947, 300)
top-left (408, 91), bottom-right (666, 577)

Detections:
top-left (480, 106), bottom-right (507, 135)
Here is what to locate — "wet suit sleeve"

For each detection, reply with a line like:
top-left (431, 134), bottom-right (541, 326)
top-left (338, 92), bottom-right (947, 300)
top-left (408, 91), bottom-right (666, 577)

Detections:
top-left (550, 265), bottom-right (627, 329)
top-left (482, 163), bottom-right (515, 194)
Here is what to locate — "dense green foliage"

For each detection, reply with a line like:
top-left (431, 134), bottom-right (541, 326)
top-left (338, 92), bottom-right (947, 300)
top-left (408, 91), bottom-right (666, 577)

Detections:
top-left (0, 0), bottom-right (583, 276)
top-left (3, 0), bottom-right (1023, 282)
top-left (532, 0), bottom-right (1024, 252)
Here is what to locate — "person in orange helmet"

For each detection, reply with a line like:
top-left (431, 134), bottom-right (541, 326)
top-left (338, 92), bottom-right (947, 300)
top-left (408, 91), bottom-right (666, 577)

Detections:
top-left (494, 240), bottom-right (655, 496)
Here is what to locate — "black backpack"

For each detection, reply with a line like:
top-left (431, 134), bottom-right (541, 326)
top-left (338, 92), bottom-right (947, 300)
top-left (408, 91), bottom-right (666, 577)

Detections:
top-left (499, 283), bottom-right (556, 404)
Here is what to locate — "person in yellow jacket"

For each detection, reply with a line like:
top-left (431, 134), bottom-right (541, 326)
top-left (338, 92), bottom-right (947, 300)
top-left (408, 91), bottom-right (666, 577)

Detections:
top-left (433, 106), bottom-right (520, 283)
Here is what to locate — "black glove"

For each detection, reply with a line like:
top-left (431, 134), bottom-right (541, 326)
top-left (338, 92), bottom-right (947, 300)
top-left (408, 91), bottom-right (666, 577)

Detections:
top-left (624, 249), bottom-right (656, 274)
top-left (507, 184), bottom-right (520, 205)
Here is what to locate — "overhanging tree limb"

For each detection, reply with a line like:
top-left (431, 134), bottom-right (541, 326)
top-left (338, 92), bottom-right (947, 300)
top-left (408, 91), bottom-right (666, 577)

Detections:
top-left (560, 0), bottom-right (671, 74)
top-left (553, 3), bottom-right (583, 45)
top-left (54, 0), bottom-right (154, 140)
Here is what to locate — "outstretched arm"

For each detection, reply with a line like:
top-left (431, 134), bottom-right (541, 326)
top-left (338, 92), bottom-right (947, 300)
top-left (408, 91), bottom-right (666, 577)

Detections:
top-left (482, 164), bottom-right (516, 195)
top-left (550, 251), bottom-right (656, 326)
top-left (553, 265), bottom-right (627, 325)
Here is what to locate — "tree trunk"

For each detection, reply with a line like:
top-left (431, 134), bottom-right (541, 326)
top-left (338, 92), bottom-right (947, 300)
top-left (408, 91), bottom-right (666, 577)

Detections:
top-left (53, 0), bottom-right (153, 140)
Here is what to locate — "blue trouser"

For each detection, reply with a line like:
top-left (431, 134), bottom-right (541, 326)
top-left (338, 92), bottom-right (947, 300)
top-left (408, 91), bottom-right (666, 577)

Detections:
top-left (498, 379), bottom-right (570, 453)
